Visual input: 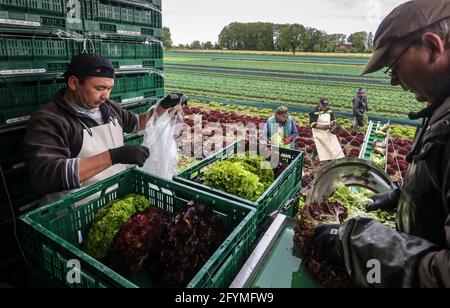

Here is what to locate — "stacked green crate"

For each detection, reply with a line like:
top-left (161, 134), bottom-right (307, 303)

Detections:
top-left (0, 0), bottom-right (162, 37)
top-left (0, 0), bottom-right (164, 125)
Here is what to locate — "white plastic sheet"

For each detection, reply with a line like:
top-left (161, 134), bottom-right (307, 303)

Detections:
top-left (140, 102), bottom-right (183, 179)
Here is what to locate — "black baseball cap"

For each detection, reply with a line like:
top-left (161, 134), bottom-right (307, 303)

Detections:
top-left (64, 53), bottom-right (115, 79)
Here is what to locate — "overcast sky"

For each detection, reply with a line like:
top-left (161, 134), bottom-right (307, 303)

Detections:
top-left (163, 0), bottom-right (408, 45)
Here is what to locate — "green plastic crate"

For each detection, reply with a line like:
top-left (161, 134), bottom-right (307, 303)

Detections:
top-left (111, 73), bottom-right (164, 103)
top-left (20, 168), bottom-right (257, 288)
top-left (82, 0), bottom-right (161, 28)
top-left (0, 0), bottom-right (65, 16)
top-left (0, 162), bottom-right (39, 213)
top-left (174, 140), bottom-right (304, 232)
top-left (134, 0), bottom-right (161, 9)
top-left (0, 72), bottom-right (163, 124)
top-left (151, 0), bottom-right (161, 8)
top-left (123, 132), bottom-right (143, 146)
top-left (83, 20), bottom-right (162, 39)
top-left (0, 77), bottom-right (66, 124)
top-left (0, 126), bottom-right (39, 213)
top-left (134, 0), bottom-right (161, 8)
top-left (0, 0), bottom-right (161, 31)
top-left (0, 34), bottom-right (163, 74)
top-left (0, 9), bottom-right (83, 32)
top-left (93, 38), bottom-right (163, 60)
top-left (110, 88), bottom-right (164, 103)
top-left (122, 99), bottom-right (156, 115)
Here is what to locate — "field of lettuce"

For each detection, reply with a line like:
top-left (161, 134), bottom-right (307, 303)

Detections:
top-left (165, 51), bottom-right (426, 119)
top-left (166, 51), bottom-right (419, 196)
top-left (178, 100), bottom-right (415, 185)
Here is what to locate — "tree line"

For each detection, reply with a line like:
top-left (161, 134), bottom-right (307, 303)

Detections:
top-left (163, 23), bottom-right (374, 54)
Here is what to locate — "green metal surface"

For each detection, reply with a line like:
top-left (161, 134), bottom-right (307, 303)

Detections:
top-left (251, 225), bottom-right (323, 288)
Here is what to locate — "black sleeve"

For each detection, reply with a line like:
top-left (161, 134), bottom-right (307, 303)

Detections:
top-left (23, 110), bottom-right (80, 195)
top-left (417, 213), bottom-right (450, 287)
top-left (416, 140), bottom-right (450, 287)
top-left (331, 111), bottom-right (335, 122)
top-left (337, 217), bottom-right (438, 288)
top-left (108, 101), bottom-right (139, 134)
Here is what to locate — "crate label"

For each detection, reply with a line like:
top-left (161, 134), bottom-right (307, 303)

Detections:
top-left (117, 30), bottom-right (141, 36)
top-left (119, 65), bottom-right (143, 69)
top-left (161, 188), bottom-right (173, 196)
top-left (0, 18), bottom-right (40, 27)
top-left (6, 115), bottom-right (31, 124)
top-left (12, 162), bottom-right (26, 169)
top-left (122, 96), bottom-right (144, 104)
top-left (0, 68), bottom-right (46, 75)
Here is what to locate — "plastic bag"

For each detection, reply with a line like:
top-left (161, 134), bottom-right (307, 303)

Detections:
top-left (139, 101), bottom-right (184, 179)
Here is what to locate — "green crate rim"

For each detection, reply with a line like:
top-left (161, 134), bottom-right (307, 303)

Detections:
top-left (175, 139), bottom-right (304, 207)
top-left (20, 167), bottom-right (256, 288)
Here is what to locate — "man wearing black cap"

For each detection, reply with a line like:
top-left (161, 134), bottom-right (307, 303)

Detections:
top-left (312, 0), bottom-right (450, 287)
top-left (352, 88), bottom-right (368, 132)
top-left (23, 53), bottom-right (185, 202)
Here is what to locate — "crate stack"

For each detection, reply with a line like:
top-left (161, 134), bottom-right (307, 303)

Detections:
top-left (0, 0), bottom-right (165, 286)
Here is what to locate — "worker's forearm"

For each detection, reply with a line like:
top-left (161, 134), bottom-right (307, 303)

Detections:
top-left (79, 151), bottom-right (113, 182)
top-left (138, 105), bottom-right (166, 131)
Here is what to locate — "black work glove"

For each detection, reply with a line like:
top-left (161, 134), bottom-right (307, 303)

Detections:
top-left (313, 224), bottom-right (344, 266)
top-left (366, 189), bottom-right (399, 212)
top-left (408, 111), bottom-right (418, 120)
top-left (159, 92), bottom-right (188, 109)
top-left (109, 145), bottom-right (150, 167)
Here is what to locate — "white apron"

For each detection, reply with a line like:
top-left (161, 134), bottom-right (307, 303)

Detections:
top-left (312, 113), bottom-right (345, 161)
top-left (42, 116), bottom-right (125, 204)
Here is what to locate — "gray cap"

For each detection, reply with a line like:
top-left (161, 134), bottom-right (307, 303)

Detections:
top-left (362, 0), bottom-right (450, 75)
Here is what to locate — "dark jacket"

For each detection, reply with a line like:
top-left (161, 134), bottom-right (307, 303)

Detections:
top-left (336, 96), bottom-right (450, 288)
top-left (353, 95), bottom-right (368, 117)
top-left (22, 89), bottom-right (139, 196)
top-left (309, 106), bottom-right (335, 128)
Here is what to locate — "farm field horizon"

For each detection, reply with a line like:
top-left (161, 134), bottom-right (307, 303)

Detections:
top-left (164, 50), bottom-right (425, 120)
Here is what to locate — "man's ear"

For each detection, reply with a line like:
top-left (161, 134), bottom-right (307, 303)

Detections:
top-left (422, 32), bottom-right (445, 62)
top-left (67, 75), bottom-right (79, 91)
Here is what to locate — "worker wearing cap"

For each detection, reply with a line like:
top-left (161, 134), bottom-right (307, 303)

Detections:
top-left (312, 0), bottom-right (450, 287)
top-left (263, 106), bottom-right (299, 149)
top-left (23, 53), bottom-right (186, 203)
top-left (352, 88), bottom-right (368, 132)
top-left (309, 98), bottom-right (344, 161)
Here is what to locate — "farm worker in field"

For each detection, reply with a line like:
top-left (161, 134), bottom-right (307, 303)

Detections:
top-left (309, 98), bottom-right (344, 161)
top-left (263, 106), bottom-right (299, 149)
top-left (352, 88), bottom-right (369, 132)
top-left (313, 0), bottom-right (450, 288)
top-left (23, 53), bottom-right (187, 204)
